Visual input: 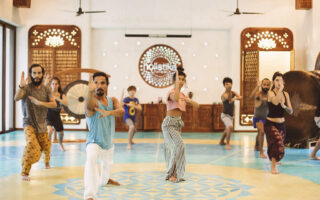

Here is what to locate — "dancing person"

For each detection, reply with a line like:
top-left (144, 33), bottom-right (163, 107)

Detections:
top-left (265, 72), bottom-right (293, 174)
top-left (46, 77), bottom-right (68, 154)
top-left (14, 64), bottom-right (57, 181)
top-left (161, 68), bottom-right (199, 183)
top-left (84, 72), bottom-right (124, 200)
top-left (219, 77), bottom-right (242, 150)
top-left (121, 86), bottom-right (142, 150)
top-left (250, 78), bottom-right (271, 158)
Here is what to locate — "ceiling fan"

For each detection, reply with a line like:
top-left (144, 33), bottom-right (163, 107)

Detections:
top-left (65, 0), bottom-right (106, 16)
top-left (223, 0), bottom-right (264, 16)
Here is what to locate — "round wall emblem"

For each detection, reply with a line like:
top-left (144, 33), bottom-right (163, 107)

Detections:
top-left (139, 44), bottom-right (183, 88)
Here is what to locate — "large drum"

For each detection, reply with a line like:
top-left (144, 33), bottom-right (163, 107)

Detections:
top-left (283, 70), bottom-right (320, 148)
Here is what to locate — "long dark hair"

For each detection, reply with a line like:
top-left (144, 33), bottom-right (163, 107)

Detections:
top-left (271, 72), bottom-right (284, 90)
top-left (173, 67), bottom-right (186, 82)
top-left (51, 77), bottom-right (63, 94)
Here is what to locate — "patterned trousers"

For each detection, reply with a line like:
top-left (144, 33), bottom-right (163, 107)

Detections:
top-left (264, 120), bottom-right (286, 162)
top-left (21, 125), bottom-right (51, 176)
top-left (161, 116), bottom-right (185, 182)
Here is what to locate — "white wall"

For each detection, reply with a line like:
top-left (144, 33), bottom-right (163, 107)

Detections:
top-left (1, 0), bottom-right (92, 129)
top-left (91, 29), bottom-right (230, 104)
top-left (0, 0), bottom-right (318, 130)
top-left (259, 51), bottom-right (291, 80)
top-left (305, 0), bottom-right (320, 70)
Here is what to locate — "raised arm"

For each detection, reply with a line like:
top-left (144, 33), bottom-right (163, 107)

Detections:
top-left (249, 82), bottom-right (261, 100)
top-left (169, 69), bottom-right (180, 102)
top-left (14, 71), bottom-right (28, 101)
top-left (268, 84), bottom-right (284, 105)
top-left (281, 92), bottom-right (293, 115)
top-left (186, 97), bottom-right (199, 109)
top-left (55, 94), bottom-right (68, 106)
top-left (85, 74), bottom-right (98, 117)
top-left (233, 91), bottom-right (243, 101)
top-left (229, 91), bottom-right (242, 103)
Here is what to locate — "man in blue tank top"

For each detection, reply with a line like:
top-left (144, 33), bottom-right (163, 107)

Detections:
top-left (84, 72), bottom-right (124, 200)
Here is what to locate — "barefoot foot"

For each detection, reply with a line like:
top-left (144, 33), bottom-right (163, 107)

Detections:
top-left (107, 179), bottom-right (120, 186)
top-left (22, 175), bottom-right (30, 181)
top-left (310, 154), bottom-right (320, 160)
top-left (169, 176), bottom-right (177, 183)
top-left (126, 144), bottom-right (132, 150)
top-left (219, 141), bottom-right (226, 145)
top-left (259, 153), bottom-right (267, 159)
top-left (225, 145), bottom-right (232, 150)
top-left (60, 144), bottom-right (66, 151)
top-left (45, 163), bottom-right (51, 169)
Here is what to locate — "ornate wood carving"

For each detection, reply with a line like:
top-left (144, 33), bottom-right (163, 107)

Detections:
top-left (116, 104), bottom-right (224, 132)
top-left (241, 28), bottom-right (293, 52)
top-left (13, 0), bottom-right (31, 8)
top-left (240, 27), bottom-right (294, 126)
top-left (28, 25), bottom-right (81, 124)
top-left (296, 0), bottom-right (312, 10)
top-left (28, 25), bottom-right (81, 89)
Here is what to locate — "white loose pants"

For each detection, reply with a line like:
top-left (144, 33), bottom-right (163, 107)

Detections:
top-left (84, 143), bottom-right (114, 200)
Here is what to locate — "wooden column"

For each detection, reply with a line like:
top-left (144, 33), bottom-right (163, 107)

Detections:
top-left (296, 0), bottom-right (312, 10)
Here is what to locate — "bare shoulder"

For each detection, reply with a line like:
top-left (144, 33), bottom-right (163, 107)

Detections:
top-left (111, 97), bottom-right (119, 102)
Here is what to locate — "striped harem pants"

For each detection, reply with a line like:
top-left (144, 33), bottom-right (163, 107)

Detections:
top-left (161, 116), bottom-right (185, 182)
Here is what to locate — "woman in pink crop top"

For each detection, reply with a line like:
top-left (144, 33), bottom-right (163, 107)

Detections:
top-left (161, 68), bottom-right (199, 183)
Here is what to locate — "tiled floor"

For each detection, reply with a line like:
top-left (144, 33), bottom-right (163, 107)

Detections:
top-left (0, 131), bottom-right (319, 200)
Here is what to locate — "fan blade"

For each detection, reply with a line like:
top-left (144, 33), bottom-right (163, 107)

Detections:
top-left (84, 11), bottom-right (106, 14)
top-left (228, 13), bottom-right (235, 17)
top-left (242, 12), bottom-right (264, 14)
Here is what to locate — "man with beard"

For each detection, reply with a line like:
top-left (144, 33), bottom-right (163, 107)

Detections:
top-left (250, 78), bottom-right (271, 158)
top-left (84, 72), bottom-right (124, 200)
top-left (14, 64), bottom-right (57, 181)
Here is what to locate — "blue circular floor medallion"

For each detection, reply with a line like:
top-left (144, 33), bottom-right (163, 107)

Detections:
top-left (54, 171), bottom-right (252, 199)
